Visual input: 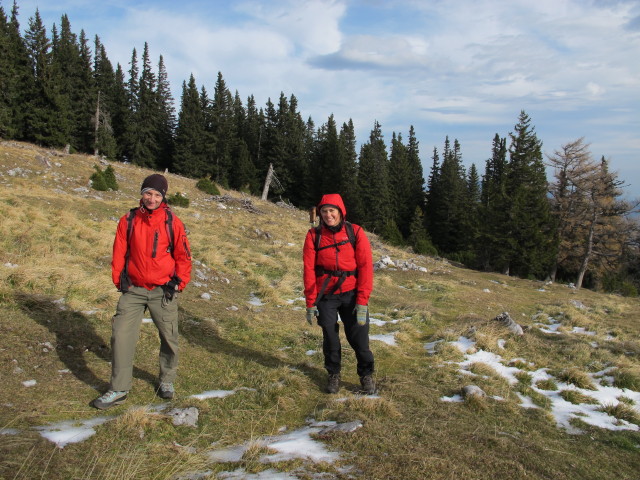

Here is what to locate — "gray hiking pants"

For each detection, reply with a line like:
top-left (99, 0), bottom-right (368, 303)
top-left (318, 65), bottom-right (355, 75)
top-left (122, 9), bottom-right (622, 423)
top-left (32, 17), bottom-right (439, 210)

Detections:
top-left (110, 285), bottom-right (179, 392)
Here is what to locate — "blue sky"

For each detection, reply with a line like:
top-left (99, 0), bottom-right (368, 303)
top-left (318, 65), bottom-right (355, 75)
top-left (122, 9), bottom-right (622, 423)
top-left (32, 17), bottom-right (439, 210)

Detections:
top-left (10, 0), bottom-right (640, 198)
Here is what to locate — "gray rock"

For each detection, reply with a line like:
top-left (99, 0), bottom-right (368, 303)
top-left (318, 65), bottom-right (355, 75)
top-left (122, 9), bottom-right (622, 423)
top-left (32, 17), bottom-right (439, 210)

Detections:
top-left (494, 312), bottom-right (524, 336)
top-left (462, 385), bottom-right (486, 398)
top-left (318, 420), bottom-right (363, 435)
top-left (570, 300), bottom-right (587, 310)
top-left (167, 407), bottom-right (199, 428)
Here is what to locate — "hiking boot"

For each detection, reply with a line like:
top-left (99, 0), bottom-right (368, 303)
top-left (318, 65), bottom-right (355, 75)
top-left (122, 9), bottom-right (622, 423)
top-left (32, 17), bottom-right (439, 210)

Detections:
top-left (360, 375), bottom-right (376, 395)
top-left (327, 374), bottom-right (341, 394)
top-left (92, 390), bottom-right (127, 410)
top-left (158, 382), bottom-right (175, 399)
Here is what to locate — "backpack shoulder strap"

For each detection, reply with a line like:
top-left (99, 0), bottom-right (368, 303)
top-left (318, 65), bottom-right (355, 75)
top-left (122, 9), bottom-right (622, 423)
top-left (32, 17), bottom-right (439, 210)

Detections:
top-left (314, 223), bottom-right (357, 252)
top-left (165, 207), bottom-right (175, 254)
top-left (313, 225), bottom-right (322, 251)
top-left (126, 207), bottom-right (137, 245)
top-left (344, 221), bottom-right (356, 249)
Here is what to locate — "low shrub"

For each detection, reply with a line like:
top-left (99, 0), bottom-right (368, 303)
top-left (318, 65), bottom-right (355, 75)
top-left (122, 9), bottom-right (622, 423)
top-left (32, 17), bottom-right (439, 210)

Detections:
top-left (90, 164), bottom-right (118, 191)
top-left (167, 192), bottom-right (189, 208)
top-left (196, 178), bottom-right (220, 195)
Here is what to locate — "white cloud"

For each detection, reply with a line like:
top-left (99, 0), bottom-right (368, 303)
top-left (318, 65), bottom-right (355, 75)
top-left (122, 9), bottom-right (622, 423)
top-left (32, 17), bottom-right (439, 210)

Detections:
top-left (13, 0), bottom-right (640, 196)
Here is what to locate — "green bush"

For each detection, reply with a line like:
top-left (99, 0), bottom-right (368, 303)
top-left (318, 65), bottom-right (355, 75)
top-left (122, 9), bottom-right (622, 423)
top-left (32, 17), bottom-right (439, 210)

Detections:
top-left (380, 220), bottom-right (404, 246)
top-left (167, 192), bottom-right (189, 208)
top-left (196, 178), bottom-right (220, 195)
top-left (602, 273), bottom-right (639, 297)
top-left (90, 164), bottom-right (118, 191)
top-left (103, 165), bottom-right (118, 190)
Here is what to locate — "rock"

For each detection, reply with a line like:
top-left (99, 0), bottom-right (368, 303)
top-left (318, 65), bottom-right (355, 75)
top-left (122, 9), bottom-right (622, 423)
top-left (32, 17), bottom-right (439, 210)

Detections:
top-left (570, 300), bottom-right (587, 310)
top-left (494, 312), bottom-right (524, 336)
top-left (167, 407), bottom-right (199, 427)
top-left (462, 385), bottom-right (486, 398)
top-left (318, 420), bottom-right (363, 436)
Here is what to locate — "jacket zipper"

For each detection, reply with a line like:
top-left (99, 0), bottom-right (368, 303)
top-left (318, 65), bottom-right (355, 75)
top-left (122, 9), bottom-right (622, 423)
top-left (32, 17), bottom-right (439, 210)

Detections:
top-left (152, 231), bottom-right (158, 258)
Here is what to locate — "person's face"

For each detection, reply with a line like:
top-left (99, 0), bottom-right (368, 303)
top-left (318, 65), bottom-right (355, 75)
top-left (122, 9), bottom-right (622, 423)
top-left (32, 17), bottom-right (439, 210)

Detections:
top-left (142, 190), bottom-right (163, 210)
top-left (320, 206), bottom-right (341, 227)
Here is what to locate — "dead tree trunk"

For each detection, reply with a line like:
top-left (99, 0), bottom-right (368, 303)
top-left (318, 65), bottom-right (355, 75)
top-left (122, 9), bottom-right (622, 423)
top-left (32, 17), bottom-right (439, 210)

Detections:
top-left (261, 163), bottom-right (274, 201)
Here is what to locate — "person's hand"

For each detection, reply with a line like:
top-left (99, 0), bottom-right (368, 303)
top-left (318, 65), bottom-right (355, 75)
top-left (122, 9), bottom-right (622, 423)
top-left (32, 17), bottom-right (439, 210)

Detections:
top-left (354, 304), bottom-right (368, 326)
top-left (306, 307), bottom-right (318, 325)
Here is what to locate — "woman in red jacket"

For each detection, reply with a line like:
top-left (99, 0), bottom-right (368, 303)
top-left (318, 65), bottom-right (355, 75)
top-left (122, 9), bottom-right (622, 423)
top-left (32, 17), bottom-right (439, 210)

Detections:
top-left (303, 193), bottom-right (375, 394)
top-left (93, 174), bottom-right (192, 409)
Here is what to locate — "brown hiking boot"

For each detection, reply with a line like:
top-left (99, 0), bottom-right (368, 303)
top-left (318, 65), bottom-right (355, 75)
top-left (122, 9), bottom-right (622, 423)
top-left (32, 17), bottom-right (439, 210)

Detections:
top-left (327, 373), bottom-right (340, 394)
top-left (360, 375), bottom-right (376, 395)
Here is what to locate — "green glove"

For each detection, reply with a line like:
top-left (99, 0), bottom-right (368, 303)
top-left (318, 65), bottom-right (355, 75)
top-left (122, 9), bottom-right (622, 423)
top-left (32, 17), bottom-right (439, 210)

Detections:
top-left (354, 304), bottom-right (368, 326)
top-left (306, 306), bottom-right (318, 325)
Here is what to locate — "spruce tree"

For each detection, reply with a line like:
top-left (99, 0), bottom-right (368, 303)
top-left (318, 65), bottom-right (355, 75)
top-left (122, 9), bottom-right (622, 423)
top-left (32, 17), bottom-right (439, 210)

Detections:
top-left (156, 55), bottom-right (175, 170)
top-left (357, 121), bottom-right (392, 233)
top-left (462, 163), bottom-right (481, 263)
top-left (0, 4), bottom-right (10, 137)
top-left (406, 126), bottom-right (425, 223)
top-left (174, 75), bottom-right (207, 177)
top-left (23, 9), bottom-right (57, 145)
top-left (210, 71), bottom-right (234, 185)
top-left (48, 15), bottom-right (91, 151)
top-left (259, 97), bottom-right (286, 199)
top-left (338, 119), bottom-right (362, 223)
top-left (389, 132), bottom-right (410, 235)
top-left (427, 137), bottom-right (468, 255)
top-left (119, 47), bottom-right (139, 162)
top-left (130, 42), bottom-right (160, 168)
top-left (92, 36), bottom-right (117, 158)
top-left (505, 111), bottom-right (555, 278)
top-left (424, 145), bottom-right (441, 242)
top-left (282, 94), bottom-right (310, 206)
top-left (4, 2), bottom-right (35, 140)
top-left (110, 64), bottom-right (133, 161)
top-left (477, 133), bottom-right (509, 271)
top-left (229, 139), bottom-right (258, 193)
top-left (310, 114), bottom-right (340, 201)
top-left (408, 206), bottom-right (436, 255)
top-left (243, 94), bottom-right (265, 193)
top-left (74, 29), bottom-right (96, 152)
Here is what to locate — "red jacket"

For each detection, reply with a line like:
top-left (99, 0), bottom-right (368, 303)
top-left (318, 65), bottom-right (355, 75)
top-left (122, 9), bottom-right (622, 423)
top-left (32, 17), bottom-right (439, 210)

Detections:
top-left (303, 193), bottom-right (373, 308)
top-left (112, 203), bottom-right (192, 291)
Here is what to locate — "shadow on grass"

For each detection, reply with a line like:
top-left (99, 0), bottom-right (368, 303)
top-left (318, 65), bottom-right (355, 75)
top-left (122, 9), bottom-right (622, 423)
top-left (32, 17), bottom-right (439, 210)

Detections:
top-left (15, 292), bottom-right (156, 392)
top-left (179, 308), bottom-right (326, 391)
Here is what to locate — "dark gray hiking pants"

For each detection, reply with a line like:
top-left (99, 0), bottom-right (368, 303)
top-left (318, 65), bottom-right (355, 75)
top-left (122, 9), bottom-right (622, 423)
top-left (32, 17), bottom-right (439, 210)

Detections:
top-left (317, 289), bottom-right (374, 377)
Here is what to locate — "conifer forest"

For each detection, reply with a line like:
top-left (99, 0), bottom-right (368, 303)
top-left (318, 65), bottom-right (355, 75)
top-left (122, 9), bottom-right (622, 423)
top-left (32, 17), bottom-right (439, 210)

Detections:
top-left (1, 3), bottom-right (638, 293)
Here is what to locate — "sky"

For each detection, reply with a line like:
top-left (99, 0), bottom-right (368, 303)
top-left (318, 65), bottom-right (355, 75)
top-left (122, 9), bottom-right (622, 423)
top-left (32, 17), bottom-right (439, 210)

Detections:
top-left (10, 0), bottom-right (640, 198)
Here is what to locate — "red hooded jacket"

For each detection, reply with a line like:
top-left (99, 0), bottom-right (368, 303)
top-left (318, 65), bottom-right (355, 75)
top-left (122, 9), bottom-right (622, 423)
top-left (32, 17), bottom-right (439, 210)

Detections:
top-left (112, 203), bottom-right (192, 291)
top-left (303, 193), bottom-right (373, 308)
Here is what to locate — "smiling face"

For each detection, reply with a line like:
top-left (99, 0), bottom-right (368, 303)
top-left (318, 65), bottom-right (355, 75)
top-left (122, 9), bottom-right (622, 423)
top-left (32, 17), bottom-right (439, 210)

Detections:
top-left (320, 205), bottom-right (342, 227)
top-left (142, 189), bottom-right (164, 210)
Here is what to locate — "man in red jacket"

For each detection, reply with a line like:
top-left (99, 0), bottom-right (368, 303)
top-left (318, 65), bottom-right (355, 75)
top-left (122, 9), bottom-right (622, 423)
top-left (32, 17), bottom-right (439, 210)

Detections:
top-left (303, 193), bottom-right (376, 394)
top-left (93, 174), bottom-right (192, 409)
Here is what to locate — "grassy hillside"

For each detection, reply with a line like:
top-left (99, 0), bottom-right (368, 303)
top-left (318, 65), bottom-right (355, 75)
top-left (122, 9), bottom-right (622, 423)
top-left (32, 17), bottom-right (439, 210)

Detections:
top-left (0, 140), bottom-right (639, 480)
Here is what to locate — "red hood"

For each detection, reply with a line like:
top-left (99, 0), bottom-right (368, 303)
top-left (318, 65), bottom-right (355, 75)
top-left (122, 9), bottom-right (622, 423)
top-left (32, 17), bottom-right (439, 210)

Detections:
top-left (317, 193), bottom-right (347, 219)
